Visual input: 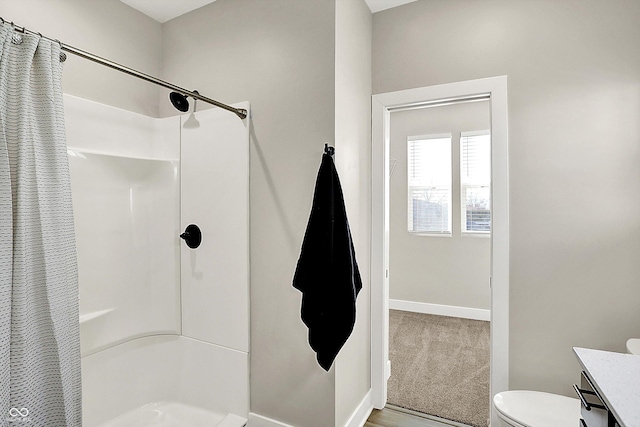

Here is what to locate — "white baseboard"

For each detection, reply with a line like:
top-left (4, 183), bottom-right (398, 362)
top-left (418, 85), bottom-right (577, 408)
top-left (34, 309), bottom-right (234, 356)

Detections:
top-left (343, 390), bottom-right (373, 427)
top-left (248, 390), bottom-right (374, 427)
top-left (247, 413), bottom-right (295, 427)
top-left (389, 299), bottom-right (490, 321)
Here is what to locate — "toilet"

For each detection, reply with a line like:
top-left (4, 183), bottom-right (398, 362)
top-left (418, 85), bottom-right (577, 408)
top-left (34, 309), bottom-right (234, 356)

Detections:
top-left (626, 338), bottom-right (640, 355)
top-left (493, 390), bottom-right (580, 427)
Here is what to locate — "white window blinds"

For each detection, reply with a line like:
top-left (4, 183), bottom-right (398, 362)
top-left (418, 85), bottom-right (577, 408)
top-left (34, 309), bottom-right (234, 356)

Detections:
top-left (461, 131), bottom-right (491, 233)
top-left (407, 135), bottom-right (452, 234)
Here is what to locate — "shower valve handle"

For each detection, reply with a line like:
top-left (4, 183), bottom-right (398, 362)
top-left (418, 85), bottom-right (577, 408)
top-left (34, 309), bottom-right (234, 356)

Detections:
top-left (180, 224), bottom-right (202, 249)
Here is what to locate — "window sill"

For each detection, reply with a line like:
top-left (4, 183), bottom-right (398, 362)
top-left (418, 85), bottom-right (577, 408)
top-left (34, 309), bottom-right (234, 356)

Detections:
top-left (461, 231), bottom-right (491, 238)
top-left (408, 232), bottom-right (452, 238)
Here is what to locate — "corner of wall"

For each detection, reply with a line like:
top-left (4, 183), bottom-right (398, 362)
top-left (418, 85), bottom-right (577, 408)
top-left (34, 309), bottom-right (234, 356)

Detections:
top-left (334, 0), bottom-right (373, 425)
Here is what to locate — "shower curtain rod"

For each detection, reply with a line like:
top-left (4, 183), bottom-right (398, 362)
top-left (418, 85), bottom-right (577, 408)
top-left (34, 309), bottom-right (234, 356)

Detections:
top-left (1, 18), bottom-right (248, 120)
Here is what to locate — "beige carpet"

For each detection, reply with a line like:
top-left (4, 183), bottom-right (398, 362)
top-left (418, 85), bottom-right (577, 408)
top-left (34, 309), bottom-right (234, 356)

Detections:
top-left (387, 310), bottom-right (490, 427)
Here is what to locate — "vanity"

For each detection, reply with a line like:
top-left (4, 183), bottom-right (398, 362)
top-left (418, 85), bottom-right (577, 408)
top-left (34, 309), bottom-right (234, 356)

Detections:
top-left (573, 347), bottom-right (640, 427)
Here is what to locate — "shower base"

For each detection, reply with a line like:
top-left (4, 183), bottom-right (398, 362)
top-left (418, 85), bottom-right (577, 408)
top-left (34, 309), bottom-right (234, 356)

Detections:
top-left (98, 402), bottom-right (247, 427)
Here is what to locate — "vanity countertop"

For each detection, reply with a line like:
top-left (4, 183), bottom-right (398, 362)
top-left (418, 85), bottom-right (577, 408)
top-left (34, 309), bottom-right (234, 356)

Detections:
top-left (573, 347), bottom-right (640, 427)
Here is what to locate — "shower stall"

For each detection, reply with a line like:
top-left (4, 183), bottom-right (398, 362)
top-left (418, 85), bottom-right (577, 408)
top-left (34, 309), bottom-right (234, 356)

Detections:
top-left (64, 94), bottom-right (250, 427)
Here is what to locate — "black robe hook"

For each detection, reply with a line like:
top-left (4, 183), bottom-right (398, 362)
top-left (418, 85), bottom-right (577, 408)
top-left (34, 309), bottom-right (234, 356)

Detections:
top-left (180, 224), bottom-right (202, 249)
top-left (324, 143), bottom-right (335, 156)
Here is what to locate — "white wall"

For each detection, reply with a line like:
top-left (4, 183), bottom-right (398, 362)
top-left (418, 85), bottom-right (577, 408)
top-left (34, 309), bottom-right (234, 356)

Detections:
top-left (0, 0), bottom-right (163, 117)
top-left (334, 0), bottom-right (373, 426)
top-left (389, 101), bottom-right (491, 310)
top-left (373, 0), bottom-right (640, 396)
top-left (162, 1), bottom-right (339, 426)
top-left (65, 95), bottom-right (181, 357)
top-left (180, 102), bottom-right (250, 355)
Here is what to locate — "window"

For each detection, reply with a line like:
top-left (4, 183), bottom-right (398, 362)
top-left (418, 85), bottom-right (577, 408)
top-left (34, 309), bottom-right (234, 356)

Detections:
top-left (407, 135), bottom-right (452, 234)
top-left (461, 131), bottom-right (491, 233)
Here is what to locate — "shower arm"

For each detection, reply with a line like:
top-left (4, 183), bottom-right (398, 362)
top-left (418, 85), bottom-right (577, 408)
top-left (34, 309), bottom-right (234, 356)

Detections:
top-left (1, 18), bottom-right (248, 120)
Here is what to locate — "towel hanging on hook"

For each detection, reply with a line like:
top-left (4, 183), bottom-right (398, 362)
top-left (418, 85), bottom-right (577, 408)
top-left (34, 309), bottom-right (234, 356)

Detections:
top-left (293, 146), bottom-right (361, 371)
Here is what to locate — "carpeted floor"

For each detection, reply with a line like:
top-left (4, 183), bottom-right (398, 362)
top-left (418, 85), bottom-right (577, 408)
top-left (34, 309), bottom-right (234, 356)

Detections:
top-left (387, 310), bottom-right (490, 427)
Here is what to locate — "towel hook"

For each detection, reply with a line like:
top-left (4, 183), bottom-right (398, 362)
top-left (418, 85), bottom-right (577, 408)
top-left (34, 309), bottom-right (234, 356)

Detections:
top-left (180, 224), bottom-right (202, 249)
top-left (324, 143), bottom-right (335, 156)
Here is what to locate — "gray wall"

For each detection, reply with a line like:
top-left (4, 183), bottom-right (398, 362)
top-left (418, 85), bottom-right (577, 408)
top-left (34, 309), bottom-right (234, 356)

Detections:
top-left (162, 1), bottom-right (339, 426)
top-left (389, 101), bottom-right (491, 310)
top-left (334, 0), bottom-right (372, 425)
top-left (0, 0), bottom-right (163, 117)
top-left (374, 0), bottom-right (640, 395)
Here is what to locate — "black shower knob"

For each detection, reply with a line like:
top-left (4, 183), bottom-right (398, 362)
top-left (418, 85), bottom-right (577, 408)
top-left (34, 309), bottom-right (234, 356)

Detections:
top-left (180, 224), bottom-right (202, 249)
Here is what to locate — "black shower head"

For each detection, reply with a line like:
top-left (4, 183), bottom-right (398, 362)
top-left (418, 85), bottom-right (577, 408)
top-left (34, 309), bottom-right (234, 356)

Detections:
top-left (170, 92), bottom-right (189, 112)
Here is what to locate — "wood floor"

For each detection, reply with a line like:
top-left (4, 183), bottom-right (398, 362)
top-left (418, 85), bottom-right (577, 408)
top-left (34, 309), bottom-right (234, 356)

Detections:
top-left (365, 406), bottom-right (467, 427)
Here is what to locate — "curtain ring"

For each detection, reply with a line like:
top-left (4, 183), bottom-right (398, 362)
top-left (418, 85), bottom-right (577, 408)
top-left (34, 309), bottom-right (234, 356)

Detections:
top-left (9, 21), bottom-right (25, 34)
top-left (10, 21), bottom-right (23, 45)
top-left (55, 40), bottom-right (67, 62)
top-left (11, 32), bottom-right (23, 45)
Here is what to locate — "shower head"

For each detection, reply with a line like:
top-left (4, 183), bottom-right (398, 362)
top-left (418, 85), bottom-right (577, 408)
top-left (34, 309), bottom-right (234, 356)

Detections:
top-left (169, 92), bottom-right (189, 112)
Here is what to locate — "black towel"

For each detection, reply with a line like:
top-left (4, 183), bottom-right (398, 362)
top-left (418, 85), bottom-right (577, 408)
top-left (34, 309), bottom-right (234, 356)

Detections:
top-left (293, 152), bottom-right (362, 371)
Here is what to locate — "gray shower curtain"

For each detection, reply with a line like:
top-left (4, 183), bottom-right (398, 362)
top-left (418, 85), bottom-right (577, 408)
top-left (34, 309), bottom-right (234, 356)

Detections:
top-left (0, 22), bottom-right (81, 426)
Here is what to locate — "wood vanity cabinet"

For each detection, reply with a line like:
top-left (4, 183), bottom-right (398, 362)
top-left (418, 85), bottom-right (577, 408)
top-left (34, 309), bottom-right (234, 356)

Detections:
top-left (574, 371), bottom-right (620, 427)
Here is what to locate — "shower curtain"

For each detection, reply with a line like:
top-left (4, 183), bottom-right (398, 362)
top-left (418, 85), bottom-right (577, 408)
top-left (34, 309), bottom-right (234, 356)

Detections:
top-left (0, 22), bottom-right (81, 426)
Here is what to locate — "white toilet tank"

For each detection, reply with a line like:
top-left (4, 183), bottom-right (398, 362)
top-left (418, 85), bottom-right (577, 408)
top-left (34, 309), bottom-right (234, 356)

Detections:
top-left (493, 390), bottom-right (580, 427)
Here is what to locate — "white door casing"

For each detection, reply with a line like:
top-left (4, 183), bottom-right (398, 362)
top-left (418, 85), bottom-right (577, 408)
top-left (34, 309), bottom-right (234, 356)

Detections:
top-left (370, 76), bottom-right (509, 426)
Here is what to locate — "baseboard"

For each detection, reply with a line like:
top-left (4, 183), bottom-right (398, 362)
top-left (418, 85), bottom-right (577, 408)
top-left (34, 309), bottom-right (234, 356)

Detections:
top-left (248, 391), bottom-right (373, 427)
top-left (389, 299), bottom-right (490, 321)
top-left (247, 413), bottom-right (295, 427)
top-left (343, 390), bottom-right (373, 427)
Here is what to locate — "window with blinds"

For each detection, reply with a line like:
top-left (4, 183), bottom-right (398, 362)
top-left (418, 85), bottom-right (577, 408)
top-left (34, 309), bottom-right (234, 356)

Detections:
top-left (461, 131), bottom-right (491, 233)
top-left (407, 135), bottom-right (452, 234)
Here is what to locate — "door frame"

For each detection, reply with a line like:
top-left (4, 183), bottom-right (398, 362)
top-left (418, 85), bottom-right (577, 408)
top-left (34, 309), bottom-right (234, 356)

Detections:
top-left (370, 76), bottom-right (509, 426)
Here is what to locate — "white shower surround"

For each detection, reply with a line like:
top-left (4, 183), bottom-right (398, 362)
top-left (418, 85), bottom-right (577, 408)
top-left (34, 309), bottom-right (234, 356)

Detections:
top-left (64, 95), bottom-right (250, 426)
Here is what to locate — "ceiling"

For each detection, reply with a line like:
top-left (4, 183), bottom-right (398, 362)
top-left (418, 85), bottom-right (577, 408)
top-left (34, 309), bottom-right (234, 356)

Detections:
top-left (119, 0), bottom-right (218, 23)
top-left (119, 0), bottom-right (417, 23)
top-left (365, 0), bottom-right (417, 13)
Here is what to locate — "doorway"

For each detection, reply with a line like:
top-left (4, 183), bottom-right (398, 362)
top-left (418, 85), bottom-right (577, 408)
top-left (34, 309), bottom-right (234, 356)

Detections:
top-left (370, 77), bottom-right (509, 427)
top-left (386, 99), bottom-right (491, 426)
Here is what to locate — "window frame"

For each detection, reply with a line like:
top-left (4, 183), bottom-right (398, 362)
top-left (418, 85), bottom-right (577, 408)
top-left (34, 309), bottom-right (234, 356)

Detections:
top-left (460, 130), bottom-right (491, 237)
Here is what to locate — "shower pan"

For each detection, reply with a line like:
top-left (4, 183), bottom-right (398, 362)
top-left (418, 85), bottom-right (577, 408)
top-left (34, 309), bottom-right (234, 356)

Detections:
top-left (64, 94), bottom-right (250, 427)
